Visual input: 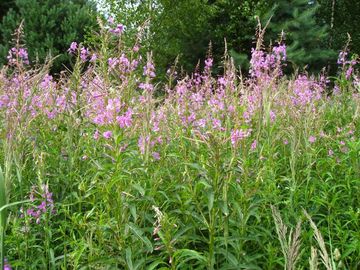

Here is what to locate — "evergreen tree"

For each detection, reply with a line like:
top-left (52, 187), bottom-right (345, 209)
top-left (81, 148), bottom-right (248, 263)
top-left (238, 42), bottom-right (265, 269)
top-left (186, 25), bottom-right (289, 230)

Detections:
top-left (0, 0), bottom-right (98, 73)
top-left (0, 0), bottom-right (16, 23)
top-left (263, 0), bottom-right (336, 71)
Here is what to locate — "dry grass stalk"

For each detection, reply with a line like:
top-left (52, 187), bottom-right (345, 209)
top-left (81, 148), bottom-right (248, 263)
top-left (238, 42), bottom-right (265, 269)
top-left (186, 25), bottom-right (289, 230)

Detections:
top-left (309, 246), bottom-right (319, 270)
top-left (303, 209), bottom-right (333, 270)
top-left (271, 205), bottom-right (302, 270)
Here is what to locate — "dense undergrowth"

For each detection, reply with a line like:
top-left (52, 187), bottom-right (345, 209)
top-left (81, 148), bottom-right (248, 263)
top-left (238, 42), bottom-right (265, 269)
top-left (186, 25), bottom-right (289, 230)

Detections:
top-left (0, 20), bottom-right (359, 269)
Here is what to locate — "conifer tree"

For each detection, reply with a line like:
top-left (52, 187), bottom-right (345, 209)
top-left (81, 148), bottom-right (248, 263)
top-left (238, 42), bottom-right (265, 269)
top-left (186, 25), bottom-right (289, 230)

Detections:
top-left (0, 0), bottom-right (98, 73)
top-left (264, 0), bottom-right (336, 71)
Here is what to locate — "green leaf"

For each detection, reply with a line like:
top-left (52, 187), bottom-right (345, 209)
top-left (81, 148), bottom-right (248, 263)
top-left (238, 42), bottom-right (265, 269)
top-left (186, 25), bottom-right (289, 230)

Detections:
top-left (146, 260), bottom-right (168, 270)
top-left (127, 223), bottom-right (153, 252)
top-left (126, 248), bottom-right (133, 270)
top-left (207, 189), bottom-right (214, 211)
top-left (173, 249), bottom-right (207, 269)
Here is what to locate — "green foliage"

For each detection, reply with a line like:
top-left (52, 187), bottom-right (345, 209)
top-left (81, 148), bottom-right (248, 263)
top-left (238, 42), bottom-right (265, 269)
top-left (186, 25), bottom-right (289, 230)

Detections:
top-left (0, 0), bottom-right (98, 73)
top-left (0, 1), bottom-right (16, 26)
top-left (263, 0), bottom-right (336, 71)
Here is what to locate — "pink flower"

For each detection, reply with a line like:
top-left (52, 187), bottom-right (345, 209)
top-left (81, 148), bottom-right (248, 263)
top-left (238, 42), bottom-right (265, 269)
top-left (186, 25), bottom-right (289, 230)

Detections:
top-left (205, 58), bottom-right (213, 69)
top-left (109, 24), bottom-right (124, 35)
top-left (108, 57), bottom-right (119, 69)
top-left (152, 152), bottom-right (160, 160)
top-left (90, 53), bottom-right (97, 62)
top-left (22, 185), bottom-right (55, 224)
top-left (212, 118), bottom-right (222, 130)
top-left (270, 110), bottom-right (276, 123)
top-left (273, 44), bottom-right (287, 61)
top-left (218, 77), bottom-right (227, 86)
top-left (4, 258), bottom-right (11, 270)
top-left (337, 51), bottom-right (347, 65)
top-left (143, 61), bottom-right (156, 78)
top-left (108, 16), bottom-right (114, 25)
top-left (93, 130), bottom-right (100, 140)
top-left (231, 129), bottom-right (251, 146)
top-left (251, 140), bottom-right (257, 151)
top-left (139, 83), bottom-right (154, 92)
top-left (103, 131), bottom-right (112, 139)
top-left (68, 42), bottom-right (78, 54)
top-left (80, 47), bottom-right (89, 62)
top-left (308, 136), bottom-right (316, 144)
top-left (283, 139), bottom-right (289, 145)
top-left (138, 136), bottom-right (149, 154)
top-left (328, 149), bottom-right (334, 157)
top-left (133, 45), bottom-right (140, 52)
top-left (117, 109), bottom-right (133, 128)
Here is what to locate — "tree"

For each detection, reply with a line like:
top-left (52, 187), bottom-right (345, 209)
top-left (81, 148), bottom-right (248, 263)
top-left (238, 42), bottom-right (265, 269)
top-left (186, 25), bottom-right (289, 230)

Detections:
top-left (263, 0), bottom-right (336, 72)
top-left (100, 0), bottom-right (348, 76)
top-left (100, 0), bottom-right (267, 76)
top-left (206, 0), bottom-right (270, 70)
top-left (0, 0), bottom-right (16, 23)
top-left (0, 0), bottom-right (98, 73)
top-left (317, 0), bottom-right (360, 56)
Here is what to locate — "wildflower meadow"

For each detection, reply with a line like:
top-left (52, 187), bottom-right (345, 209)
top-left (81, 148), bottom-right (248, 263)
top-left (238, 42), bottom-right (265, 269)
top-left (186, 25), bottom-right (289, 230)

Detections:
top-left (0, 17), bottom-right (359, 270)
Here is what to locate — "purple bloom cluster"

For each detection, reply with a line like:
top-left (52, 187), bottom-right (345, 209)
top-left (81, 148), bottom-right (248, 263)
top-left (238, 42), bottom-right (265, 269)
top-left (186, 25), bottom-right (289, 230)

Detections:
top-left (21, 184), bottom-right (55, 224)
top-left (109, 24), bottom-right (125, 35)
top-left (7, 47), bottom-right (29, 65)
top-left (68, 42), bottom-right (78, 54)
top-left (249, 44), bottom-right (286, 80)
top-left (231, 129), bottom-right (252, 146)
top-left (290, 75), bottom-right (324, 106)
top-left (107, 16), bottom-right (125, 35)
top-left (4, 258), bottom-right (11, 270)
top-left (0, 71), bottom-right (69, 121)
top-left (143, 61), bottom-right (156, 78)
top-left (337, 50), bottom-right (358, 79)
top-left (67, 41), bottom-right (95, 62)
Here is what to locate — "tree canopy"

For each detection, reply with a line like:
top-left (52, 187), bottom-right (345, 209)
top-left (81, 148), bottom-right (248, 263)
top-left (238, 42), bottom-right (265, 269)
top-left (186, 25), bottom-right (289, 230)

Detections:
top-left (1, 0), bottom-right (359, 76)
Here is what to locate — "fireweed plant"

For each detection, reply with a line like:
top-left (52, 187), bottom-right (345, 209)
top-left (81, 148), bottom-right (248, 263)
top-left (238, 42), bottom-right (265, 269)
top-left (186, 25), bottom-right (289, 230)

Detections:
top-left (0, 18), bottom-right (359, 269)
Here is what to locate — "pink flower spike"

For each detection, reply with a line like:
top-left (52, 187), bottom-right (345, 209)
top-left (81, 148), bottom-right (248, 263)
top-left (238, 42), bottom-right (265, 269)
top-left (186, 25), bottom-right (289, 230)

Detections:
top-left (93, 130), bottom-right (100, 140)
top-left (270, 110), bottom-right (276, 123)
top-left (90, 53), bottom-right (97, 62)
top-left (133, 45), bottom-right (140, 52)
top-left (68, 42), bottom-right (78, 54)
top-left (108, 16), bottom-right (114, 25)
top-left (4, 258), bottom-right (12, 270)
